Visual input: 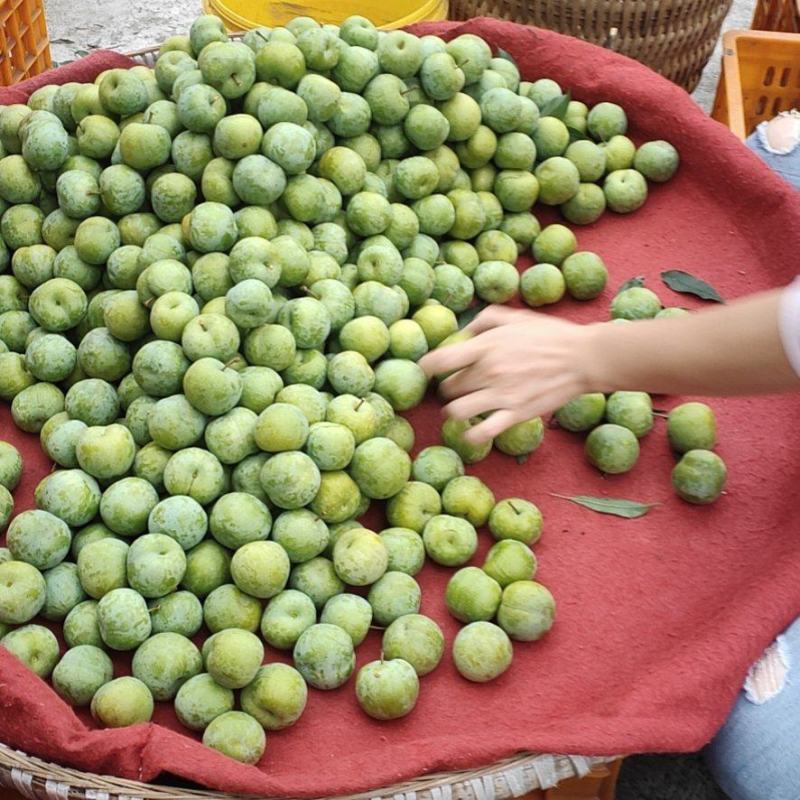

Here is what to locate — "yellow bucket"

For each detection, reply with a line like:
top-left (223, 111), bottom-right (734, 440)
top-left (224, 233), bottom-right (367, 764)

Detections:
top-left (202, 0), bottom-right (448, 32)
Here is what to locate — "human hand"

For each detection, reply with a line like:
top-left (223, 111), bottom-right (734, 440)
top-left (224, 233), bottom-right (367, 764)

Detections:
top-left (418, 306), bottom-right (597, 444)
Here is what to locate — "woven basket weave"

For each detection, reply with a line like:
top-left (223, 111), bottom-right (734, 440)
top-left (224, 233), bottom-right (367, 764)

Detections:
top-left (0, 743), bottom-right (615, 800)
top-left (448, 0), bottom-right (732, 92)
top-left (751, 0), bottom-right (800, 31)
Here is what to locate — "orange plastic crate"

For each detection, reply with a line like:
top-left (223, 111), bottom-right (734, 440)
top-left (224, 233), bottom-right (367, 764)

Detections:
top-left (711, 29), bottom-right (800, 139)
top-left (0, 0), bottom-right (52, 86)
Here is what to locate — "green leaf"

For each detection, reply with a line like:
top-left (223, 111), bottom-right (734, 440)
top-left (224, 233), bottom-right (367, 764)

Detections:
top-left (457, 301), bottom-right (487, 330)
top-left (661, 270), bottom-right (724, 303)
top-left (496, 47), bottom-right (517, 67)
top-left (538, 91), bottom-right (571, 121)
top-left (616, 276), bottom-right (645, 294)
top-left (550, 493), bottom-right (658, 518)
top-left (567, 125), bottom-right (587, 143)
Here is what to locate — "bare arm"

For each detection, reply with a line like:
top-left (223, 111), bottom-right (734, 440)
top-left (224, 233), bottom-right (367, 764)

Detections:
top-left (418, 288), bottom-right (800, 444)
top-left (587, 289), bottom-right (798, 395)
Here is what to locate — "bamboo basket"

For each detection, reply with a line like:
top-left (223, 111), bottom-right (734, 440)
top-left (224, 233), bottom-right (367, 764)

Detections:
top-left (0, 743), bottom-right (619, 800)
top-left (751, 0), bottom-right (800, 32)
top-left (448, 0), bottom-right (732, 92)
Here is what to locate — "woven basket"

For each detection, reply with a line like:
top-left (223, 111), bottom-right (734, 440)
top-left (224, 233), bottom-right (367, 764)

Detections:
top-left (751, 0), bottom-right (800, 31)
top-left (448, 0), bottom-right (732, 92)
top-left (0, 743), bottom-right (617, 800)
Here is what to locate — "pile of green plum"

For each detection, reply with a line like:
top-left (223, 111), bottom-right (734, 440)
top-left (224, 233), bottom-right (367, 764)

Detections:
top-left (555, 284), bottom-right (727, 500)
top-left (0, 11), bottom-right (680, 764)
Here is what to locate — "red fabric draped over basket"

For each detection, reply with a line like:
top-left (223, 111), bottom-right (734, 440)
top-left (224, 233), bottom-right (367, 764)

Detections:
top-left (2, 17), bottom-right (800, 798)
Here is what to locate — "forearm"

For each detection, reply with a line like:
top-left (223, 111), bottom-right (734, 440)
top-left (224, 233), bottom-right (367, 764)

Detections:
top-left (585, 289), bottom-right (800, 396)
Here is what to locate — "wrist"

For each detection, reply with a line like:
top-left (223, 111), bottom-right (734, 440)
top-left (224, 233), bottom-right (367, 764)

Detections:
top-left (578, 322), bottom-right (622, 395)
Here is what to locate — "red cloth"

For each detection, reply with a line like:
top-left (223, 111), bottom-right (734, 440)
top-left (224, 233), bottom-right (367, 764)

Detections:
top-left (2, 16), bottom-right (800, 797)
top-left (0, 51), bottom-right (137, 104)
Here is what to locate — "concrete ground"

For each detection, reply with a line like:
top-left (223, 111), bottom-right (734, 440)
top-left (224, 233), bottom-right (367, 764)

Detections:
top-left (42, 0), bottom-right (755, 797)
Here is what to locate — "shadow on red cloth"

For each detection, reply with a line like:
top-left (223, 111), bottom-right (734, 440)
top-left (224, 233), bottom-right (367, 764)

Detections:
top-left (1, 17), bottom-right (800, 798)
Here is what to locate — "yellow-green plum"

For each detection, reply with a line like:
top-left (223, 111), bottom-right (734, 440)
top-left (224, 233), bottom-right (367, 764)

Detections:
top-left (174, 671), bottom-right (234, 731)
top-left (585, 424), bottom-right (640, 474)
top-left (452, 621), bottom-right (513, 682)
top-left (496, 580), bottom-right (556, 641)
top-left (241, 663), bottom-right (308, 730)
top-left (356, 658), bottom-right (419, 720)
top-left (367, 571), bottom-right (421, 627)
top-left (445, 566), bottom-right (502, 622)
top-left (203, 628), bottom-right (264, 689)
top-left (667, 402), bottom-right (717, 453)
top-left (97, 588), bottom-right (152, 650)
top-left (202, 711), bottom-right (265, 764)
top-left (441, 475), bottom-right (495, 527)
top-left (260, 589), bottom-right (317, 649)
top-left (320, 593), bottom-right (372, 645)
top-left (1, 624), bottom-right (59, 677)
top-left (386, 480), bottom-right (442, 533)
top-left (52, 644), bottom-right (113, 706)
top-left (293, 623), bottom-right (355, 690)
top-left (483, 540), bottom-right (537, 587)
top-left (672, 449), bottom-right (727, 505)
top-left (0, 560), bottom-right (46, 624)
top-left (132, 631), bottom-right (202, 700)
top-left (91, 676), bottom-right (154, 727)
top-left (333, 528), bottom-right (388, 586)
top-left (422, 514), bottom-right (477, 566)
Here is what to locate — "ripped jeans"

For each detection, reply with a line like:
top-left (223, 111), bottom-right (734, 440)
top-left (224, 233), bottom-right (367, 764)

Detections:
top-left (705, 616), bottom-right (800, 799)
top-left (707, 115), bottom-right (800, 796)
top-left (745, 111), bottom-right (800, 189)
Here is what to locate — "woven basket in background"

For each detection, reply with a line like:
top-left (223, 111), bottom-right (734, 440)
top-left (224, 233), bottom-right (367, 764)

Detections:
top-left (448, 0), bottom-right (732, 92)
top-left (751, 0), bottom-right (800, 31)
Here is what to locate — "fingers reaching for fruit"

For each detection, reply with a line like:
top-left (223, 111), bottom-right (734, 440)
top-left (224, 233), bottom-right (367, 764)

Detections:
top-left (420, 309), bottom-right (594, 443)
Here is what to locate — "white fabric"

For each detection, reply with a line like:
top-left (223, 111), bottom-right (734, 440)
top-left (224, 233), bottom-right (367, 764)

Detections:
top-left (756, 110), bottom-right (800, 155)
top-left (744, 635), bottom-right (790, 704)
top-left (779, 278), bottom-right (800, 377)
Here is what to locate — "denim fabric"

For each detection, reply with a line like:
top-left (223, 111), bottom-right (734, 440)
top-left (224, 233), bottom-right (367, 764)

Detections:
top-left (705, 616), bottom-right (800, 800)
top-left (745, 117), bottom-right (800, 189)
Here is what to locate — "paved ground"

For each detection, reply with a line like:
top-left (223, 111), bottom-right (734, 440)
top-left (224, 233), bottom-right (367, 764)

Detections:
top-left (694, 0), bottom-right (754, 111)
top-left (42, 0), bottom-right (753, 796)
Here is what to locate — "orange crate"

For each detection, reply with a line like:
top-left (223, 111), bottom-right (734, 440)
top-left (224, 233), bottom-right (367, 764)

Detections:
top-left (751, 0), bottom-right (800, 32)
top-left (0, 0), bottom-right (52, 86)
top-left (711, 29), bottom-right (800, 139)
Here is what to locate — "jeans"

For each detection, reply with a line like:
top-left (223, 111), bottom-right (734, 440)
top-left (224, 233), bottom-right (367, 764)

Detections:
top-left (745, 115), bottom-right (800, 190)
top-left (705, 616), bottom-right (800, 800)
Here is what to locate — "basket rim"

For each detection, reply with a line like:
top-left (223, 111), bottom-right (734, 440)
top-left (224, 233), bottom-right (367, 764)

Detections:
top-left (0, 742), bottom-right (614, 800)
top-left (123, 35), bottom-right (241, 58)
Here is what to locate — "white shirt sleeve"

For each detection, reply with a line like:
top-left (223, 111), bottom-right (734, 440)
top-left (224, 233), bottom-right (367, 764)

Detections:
top-left (779, 278), bottom-right (800, 377)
